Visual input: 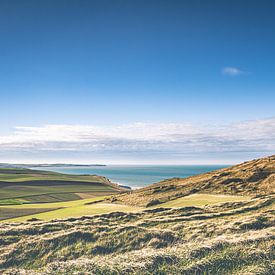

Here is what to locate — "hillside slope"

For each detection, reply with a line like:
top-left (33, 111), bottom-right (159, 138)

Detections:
top-left (110, 155), bottom-right (275, 207)
top-left (0, 194), bottom-right (274, 274)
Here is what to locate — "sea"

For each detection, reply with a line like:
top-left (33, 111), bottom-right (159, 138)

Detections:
top-left (33, 165), bottom-right (228, 189)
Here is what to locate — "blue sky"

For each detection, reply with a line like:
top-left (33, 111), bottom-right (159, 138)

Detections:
top-left (0, 0), bottom-right (274, 164)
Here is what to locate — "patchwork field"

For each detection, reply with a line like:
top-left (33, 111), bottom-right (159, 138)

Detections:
top-left (0, 168), bottom-right (123, 205)
top-left (0, 168), bottom-right (128, 221)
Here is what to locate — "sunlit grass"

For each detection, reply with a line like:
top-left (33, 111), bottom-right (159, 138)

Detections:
top-left (2, 197), bottom-right (143, 222)
top-left (160, 193), bottom-right (250, 208)
top-left (1, 193), bottom-right (250, 222)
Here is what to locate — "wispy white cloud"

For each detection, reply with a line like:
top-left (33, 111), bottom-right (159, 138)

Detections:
top-left (222, 67), bottom-right (246, 76)
top-left (0, 119), bottom-right (274, 161)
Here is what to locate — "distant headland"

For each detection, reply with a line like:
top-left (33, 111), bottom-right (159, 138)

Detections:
top-left (0, 163), bottom-right (107, 169)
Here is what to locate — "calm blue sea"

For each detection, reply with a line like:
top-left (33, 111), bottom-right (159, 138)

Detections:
top-left (33, 165), bottom-right (228, 189)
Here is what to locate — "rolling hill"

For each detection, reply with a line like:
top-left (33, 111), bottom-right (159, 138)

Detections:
top-left (110, 155), bottom-right (275, 207)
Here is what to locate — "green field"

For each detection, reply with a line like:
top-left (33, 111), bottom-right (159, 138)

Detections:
top-left (0, 168), bottom-right (122, 204)
top-left (1, 193), bottom-right (250, 222)
top-left (1, 197), bottom-right (142, 222)
top-left (160, 193), bottom-right (249, 208)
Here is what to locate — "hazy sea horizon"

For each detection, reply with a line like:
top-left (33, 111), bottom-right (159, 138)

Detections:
top-left (32, 165), bottom-right (229, 189)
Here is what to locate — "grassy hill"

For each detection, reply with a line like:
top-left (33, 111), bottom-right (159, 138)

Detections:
top-left (0, 156), bottom-right (274, 274)
top-left (110, 155), bottom-right (275, 207)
